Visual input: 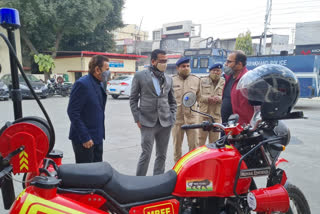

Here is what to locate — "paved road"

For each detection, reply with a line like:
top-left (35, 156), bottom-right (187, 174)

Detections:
top-left (0, 96), bottom-right (319, 213)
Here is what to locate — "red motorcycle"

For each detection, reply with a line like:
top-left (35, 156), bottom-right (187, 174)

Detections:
top-left (0, 90), bottom-right (311, 214)
top-left (0, 15), bottom-right (311, 211)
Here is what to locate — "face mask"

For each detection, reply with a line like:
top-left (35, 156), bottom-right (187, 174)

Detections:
top-left (223, 66), bottom-right (234, 76)
top-left (156, 63), bottom-right (167, 72)
top-left (210, 73), bottom-right (220, 81)
top-left (102, 70), bottom-right (110, 82)
top-left (179, 68), bottom-right (191, 77)
top-left (99, 68), bottom-right (110, 81)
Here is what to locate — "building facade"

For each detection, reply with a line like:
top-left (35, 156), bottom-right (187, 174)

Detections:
top-left (0, 27), bottom-right (22, 76)
top-left (113, 24), bottom-right (149, 54)
top-left (295, 21), bottom-right (320, 55)
top-left (52, 51), bottom-right (147, 83)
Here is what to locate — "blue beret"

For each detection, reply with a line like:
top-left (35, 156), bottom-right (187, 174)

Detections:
top-left (176, 57), bottom-right (190, 67)
top-left (209, 63), bottom-right (223, 70)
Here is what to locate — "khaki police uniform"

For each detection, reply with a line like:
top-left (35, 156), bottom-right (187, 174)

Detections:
top-left (172, 74), bottom-right (200, 162)
top-left (198, 76), bottom-right (225, 146)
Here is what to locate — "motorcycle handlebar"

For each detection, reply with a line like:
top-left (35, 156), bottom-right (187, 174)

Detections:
top-left (181, 122), bottom-right (227, 131)
top-left (181, 124), bottom-right (204, 129)
top-left (0, 165), bottom-right (13, 180)
top-left (2, 146), bottom-right (24, 164)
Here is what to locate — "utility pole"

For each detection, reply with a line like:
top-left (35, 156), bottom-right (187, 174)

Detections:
top-left (262, 0), bottom-right (272, 55)
top-left (134, 17), bottom-right (144, 55)
top-left (134, 17), bottom-right (143, 72)
top-left (291, 28), bottom-right (295, 44)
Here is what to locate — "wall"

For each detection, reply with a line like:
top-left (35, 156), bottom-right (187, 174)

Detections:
top-left (295, 21), bottom-right (320, 46)
top-left (216, 39), bottom-right (236, 51)
top-left (270, 35), bottom-right (292, 54)
top-left (52, 57), bottom-right (82, 83)
top-left (160, 39), bottom-right (189, 54)
top-left (53, 56), bottom-right (137, 83)
top-left (0, 27), bottom-right (22, 77)
top-left (113, 24), bottom-right (148, 41)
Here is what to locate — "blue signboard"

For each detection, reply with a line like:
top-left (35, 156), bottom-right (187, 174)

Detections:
top-left (109, 61), bottom-right (124, 68)
top-left (247, 55), bottom-right (315, 72)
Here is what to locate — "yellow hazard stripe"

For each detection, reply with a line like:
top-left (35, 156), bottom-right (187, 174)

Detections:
top-left (20, 157), bottom-right (29, 165)
top-left (173, 147), bottom-right (209, 174)
top-left (19, 151), bottom-right (28, 158)
top-left (19, 194), bottom-right (85, 214)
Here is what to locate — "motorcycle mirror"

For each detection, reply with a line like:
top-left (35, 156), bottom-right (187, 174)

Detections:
top-left (182, 92), bottom-right (197, 108)
top-left (228, 114), bottom-right (239, 125)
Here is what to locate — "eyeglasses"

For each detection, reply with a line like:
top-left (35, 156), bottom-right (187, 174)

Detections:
top-left (226, 60), bottom-right (236, 64)
top-left (158, 59), bottom-right (168, 63)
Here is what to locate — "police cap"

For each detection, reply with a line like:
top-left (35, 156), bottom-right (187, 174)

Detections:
top-left (176, 57), bottom-right (190, 67)
top-left (209, 63), bottom-right (223, 71)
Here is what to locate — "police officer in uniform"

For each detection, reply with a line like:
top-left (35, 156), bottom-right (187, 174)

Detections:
top-left (198, 63), bottom-right (225, 146)
top-left (172, 57), bottom-right (201, 162)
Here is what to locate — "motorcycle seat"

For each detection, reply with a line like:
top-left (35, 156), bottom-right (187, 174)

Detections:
top-left (57, 162), bottom-right (177, 204)
top-left (58, 162), bottom-right (113, 189)
top-left (104, 169), bottom-right (177, 204)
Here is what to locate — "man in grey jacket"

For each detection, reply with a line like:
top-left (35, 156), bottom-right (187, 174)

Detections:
top-left (130, 49), bottom-right (177, 176)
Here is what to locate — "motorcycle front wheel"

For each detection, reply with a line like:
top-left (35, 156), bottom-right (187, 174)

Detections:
top-left (61, 90), bottom-right (68, 97)
top-left (48, 89), bottom-right (54, 97)
top-left (252, 183), bottom-right (310, 214)
top-left (278, 183), bottom-right (311, 214)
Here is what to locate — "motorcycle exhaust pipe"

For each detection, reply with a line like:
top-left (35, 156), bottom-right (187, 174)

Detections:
top-left (247, 184), bottom-right (289, 213)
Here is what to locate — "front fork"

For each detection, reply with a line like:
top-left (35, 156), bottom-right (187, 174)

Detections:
top-left (247, 157), bottom-right (289, 191)
top-left (267, 157), bottom-right (288, 187)
top-left (248, 159), bottom-right (289, 214)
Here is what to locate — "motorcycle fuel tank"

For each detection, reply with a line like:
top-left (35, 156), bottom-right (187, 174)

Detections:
top-left (172, 145), bottom-right (251, 197)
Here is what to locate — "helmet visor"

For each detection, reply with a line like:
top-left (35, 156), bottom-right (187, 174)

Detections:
top-left (237, 65), bottom-right (298, 103)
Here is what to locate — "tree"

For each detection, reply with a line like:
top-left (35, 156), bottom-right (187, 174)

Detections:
top-left (34, 54), bottom-right (55, 74)
top-left (235, 31), bottom-right (253, 56)
top-left (0, 0), bottom-right (124, 57)
top-left (60, 0), bottom-right (124, 52)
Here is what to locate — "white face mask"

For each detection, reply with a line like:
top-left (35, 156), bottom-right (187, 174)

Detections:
top-left (156, 63), bottom-right (167, 72)
top-left (223, 66), bottom-right (234, 76)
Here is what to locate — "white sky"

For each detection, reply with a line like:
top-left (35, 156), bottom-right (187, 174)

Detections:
top-left (122, 0), bottom-right (320, 43)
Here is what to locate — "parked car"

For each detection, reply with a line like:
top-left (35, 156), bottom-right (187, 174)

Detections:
top-left (1, 74), bottom-right (48, 99)
top-left (0, 80), bottom-right (9, 101)
top-left (107, 75), bottom-right (133, 99)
